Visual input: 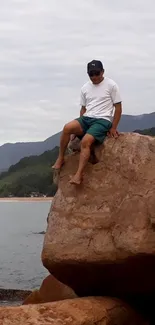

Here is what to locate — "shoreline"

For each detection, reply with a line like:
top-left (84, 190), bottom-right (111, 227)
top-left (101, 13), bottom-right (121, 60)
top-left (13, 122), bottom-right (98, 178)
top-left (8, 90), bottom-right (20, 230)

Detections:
top-left (0, 197), bottom-right (53, 202)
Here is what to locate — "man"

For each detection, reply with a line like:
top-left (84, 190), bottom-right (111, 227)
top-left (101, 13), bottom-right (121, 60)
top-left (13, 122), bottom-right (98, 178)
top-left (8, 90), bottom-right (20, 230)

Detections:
top-left (52, 59), bottom-right (122, 185)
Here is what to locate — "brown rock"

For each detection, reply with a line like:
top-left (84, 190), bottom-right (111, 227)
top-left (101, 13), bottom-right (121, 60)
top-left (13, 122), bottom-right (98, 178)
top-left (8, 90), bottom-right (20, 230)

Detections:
top-left (0, 297), bottom-right (146, 325)
top-left (23, 274), bottom-right (77, 305)
top-left (42, 133), bottom-right (155, 319)
top-left (22, 290), bottom-right (42, 305)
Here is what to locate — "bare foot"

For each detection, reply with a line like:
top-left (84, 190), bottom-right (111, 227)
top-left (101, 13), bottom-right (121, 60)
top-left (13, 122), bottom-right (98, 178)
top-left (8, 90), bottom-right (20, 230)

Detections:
top-left (69, 174), bottom-right (83, 185)
top-left (52, 158), bottom-right (64, 170)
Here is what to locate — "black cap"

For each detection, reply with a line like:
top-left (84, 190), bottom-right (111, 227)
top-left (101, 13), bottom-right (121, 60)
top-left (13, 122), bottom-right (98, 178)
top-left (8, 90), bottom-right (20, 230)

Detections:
top-left (87, 60), bottom-right (103, 73)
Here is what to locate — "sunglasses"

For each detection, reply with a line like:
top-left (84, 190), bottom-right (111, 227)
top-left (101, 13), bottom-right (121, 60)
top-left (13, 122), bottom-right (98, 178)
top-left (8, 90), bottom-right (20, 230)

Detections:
top-left (88, 70), bottom-right (101, 77)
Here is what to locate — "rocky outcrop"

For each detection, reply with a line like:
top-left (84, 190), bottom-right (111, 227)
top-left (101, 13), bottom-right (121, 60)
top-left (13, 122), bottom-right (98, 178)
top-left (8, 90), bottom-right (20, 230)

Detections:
top-left (0, 297), bottom-right (146, 325)
top-left (42, 133), bottom-right (155, 321)
top-left (23, 274), bottom-right (77, 305)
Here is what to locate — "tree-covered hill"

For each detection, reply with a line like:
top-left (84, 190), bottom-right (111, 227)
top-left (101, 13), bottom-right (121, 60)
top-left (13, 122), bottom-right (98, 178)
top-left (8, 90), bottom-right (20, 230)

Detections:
top-left (134, 127), bottom-right (155, 136)
top-left (0, 147), bottom-right (59, 197)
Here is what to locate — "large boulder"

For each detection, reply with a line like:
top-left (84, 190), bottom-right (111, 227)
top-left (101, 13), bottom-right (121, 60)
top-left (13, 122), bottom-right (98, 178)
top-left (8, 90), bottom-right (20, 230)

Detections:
top-left (23, 274), bottom-right (77, 305)
top-left (42, 133), bottom-right (155, 319)
top-left (0, 297), bottom-right (145, 325)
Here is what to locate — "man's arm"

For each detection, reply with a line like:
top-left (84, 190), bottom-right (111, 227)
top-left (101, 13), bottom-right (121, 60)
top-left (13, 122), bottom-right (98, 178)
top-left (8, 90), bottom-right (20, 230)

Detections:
top-left (109, 82), bottom-right (122, 138)
top-left (70, 106), bottom-right (86, 141)
top-left (70, 90), bottom-right (86, 141)
top-left (112, 102), bottom-right (122, 129)
top-left (80, 106), bottom-right (86, 116)
top-left (108, 102), bottom-right (122, 138)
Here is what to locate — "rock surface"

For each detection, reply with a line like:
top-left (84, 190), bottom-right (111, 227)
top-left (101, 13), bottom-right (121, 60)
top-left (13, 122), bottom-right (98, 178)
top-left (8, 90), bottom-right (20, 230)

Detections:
top-left (42, 133), bottom-right (155, 313)
top-left (0, 297), bottom-right (146, 325)
top-left (23, 274), bottom-right (77, 305)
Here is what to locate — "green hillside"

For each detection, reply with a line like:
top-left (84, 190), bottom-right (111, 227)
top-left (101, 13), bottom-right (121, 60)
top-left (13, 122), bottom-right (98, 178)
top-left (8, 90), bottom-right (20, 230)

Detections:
top-left (134, 127), bottom-right (155, 136)
top-left (0, 147), bottom-right (59, 197)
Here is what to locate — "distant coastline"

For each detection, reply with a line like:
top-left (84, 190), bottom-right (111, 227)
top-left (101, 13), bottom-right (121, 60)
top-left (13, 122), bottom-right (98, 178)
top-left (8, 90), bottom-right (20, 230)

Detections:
top-left (0, 197), bottom-right (53, 202)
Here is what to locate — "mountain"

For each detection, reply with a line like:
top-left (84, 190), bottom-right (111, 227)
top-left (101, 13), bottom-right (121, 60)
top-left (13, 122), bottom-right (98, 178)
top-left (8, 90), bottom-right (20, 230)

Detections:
top-left (0, 147), bottom-right (59, 197)
top-left (0, 112), bottom-right (155, 172)
top-left (134, 127), bottom-right (155, 136)
top-left (0, 132), bottom-right (61, 172)
top-left (118, 112), bottom-right (155, 132)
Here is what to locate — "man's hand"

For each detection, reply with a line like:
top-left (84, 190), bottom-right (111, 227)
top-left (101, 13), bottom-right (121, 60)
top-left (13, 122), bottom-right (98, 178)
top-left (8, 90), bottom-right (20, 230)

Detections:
top-left (108, 102), bottom-right (122, 139)
top-left (107, 127), bottom-right (119, 138)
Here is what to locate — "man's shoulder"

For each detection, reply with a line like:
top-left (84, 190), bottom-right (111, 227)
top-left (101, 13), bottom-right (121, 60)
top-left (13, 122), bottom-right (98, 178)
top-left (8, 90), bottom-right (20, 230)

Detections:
top-left (81, 81), bottom-right (91, 92)
top-left (105, 77), bottom-right (117, 87)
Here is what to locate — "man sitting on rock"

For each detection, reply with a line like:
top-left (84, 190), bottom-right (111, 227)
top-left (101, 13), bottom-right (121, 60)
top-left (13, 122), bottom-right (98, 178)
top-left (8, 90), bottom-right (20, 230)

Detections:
top-left (52, 60), bottom-right (122, 185)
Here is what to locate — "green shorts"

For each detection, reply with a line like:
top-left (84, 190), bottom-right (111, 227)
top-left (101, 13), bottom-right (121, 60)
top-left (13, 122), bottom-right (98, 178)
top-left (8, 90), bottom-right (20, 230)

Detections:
top-left (76, 116), bottom-right (112, 144)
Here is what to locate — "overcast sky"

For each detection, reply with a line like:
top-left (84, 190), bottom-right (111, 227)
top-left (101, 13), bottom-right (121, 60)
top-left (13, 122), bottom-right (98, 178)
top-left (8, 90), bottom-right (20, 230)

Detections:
top-left (0, 0), bottom-right (155, 144)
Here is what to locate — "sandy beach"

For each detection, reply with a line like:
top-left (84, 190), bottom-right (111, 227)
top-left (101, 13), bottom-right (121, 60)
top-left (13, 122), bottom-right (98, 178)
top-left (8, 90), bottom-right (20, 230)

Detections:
top-left (0, 197), bottom-right (53, 202)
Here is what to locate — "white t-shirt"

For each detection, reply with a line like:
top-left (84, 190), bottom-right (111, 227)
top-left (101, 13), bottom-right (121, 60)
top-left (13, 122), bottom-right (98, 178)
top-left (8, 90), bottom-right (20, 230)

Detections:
top-left (80, 77), bottom-right (121, 122)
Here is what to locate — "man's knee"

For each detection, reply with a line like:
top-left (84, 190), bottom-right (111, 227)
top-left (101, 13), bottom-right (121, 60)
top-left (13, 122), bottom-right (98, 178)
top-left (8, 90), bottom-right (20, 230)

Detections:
top-left (81, 135), bottom-right (95, 148)
top-left (63, 120), bottom-right (83, 136)
top-left (63, 123), bottom-right (72, 134)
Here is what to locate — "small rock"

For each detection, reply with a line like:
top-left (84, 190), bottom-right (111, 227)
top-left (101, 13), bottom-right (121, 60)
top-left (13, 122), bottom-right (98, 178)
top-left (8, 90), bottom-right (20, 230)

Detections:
top-left (23, 274), bottom-right (77, 305)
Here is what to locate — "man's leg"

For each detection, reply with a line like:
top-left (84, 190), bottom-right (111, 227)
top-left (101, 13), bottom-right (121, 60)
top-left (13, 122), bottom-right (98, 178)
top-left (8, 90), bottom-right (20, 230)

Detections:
top-left (70, 134), bottom-right (95, 185)
top-left (52, 120), bottom-right (84, 169)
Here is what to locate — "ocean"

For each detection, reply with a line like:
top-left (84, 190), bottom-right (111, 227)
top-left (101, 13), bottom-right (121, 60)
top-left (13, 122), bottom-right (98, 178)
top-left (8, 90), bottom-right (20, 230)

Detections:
top-left (0, 200), bottom-right (51, 291)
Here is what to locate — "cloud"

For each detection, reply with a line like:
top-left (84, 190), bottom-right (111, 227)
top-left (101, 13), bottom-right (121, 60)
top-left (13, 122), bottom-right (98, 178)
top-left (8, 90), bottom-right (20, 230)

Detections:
top-left (0, 0), bottom-right (155, 144)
